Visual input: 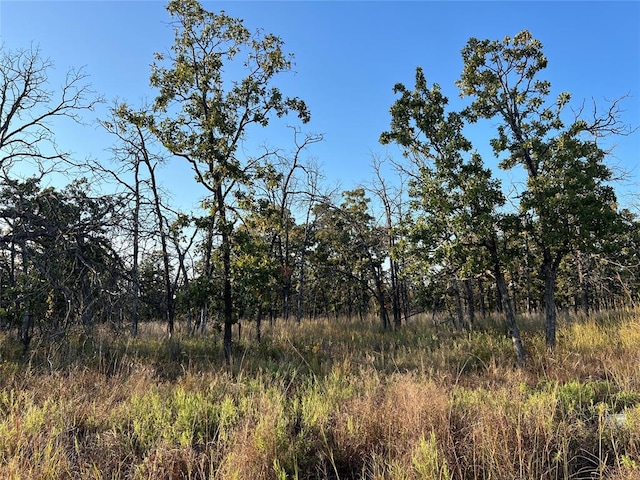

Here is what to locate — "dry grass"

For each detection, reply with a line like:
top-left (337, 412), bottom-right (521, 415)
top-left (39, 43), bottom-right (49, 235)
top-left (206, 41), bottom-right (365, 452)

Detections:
top-left (0, 310), bottom-right (639, 479)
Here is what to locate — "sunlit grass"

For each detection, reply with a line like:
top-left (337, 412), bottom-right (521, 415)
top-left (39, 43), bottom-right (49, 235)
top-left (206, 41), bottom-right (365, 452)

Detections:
top-left (0, 309), bottom-right (639, 478)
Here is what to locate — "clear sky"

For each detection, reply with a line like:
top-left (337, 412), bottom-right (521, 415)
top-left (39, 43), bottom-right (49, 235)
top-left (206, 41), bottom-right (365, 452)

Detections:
top-left (1, 1), bottom-right (639, 211)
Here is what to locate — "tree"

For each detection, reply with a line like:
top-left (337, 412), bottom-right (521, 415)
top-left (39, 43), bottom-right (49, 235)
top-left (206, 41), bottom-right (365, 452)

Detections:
top-left (292, 156), bottom-right (326, 324)
top-left (0, 178), bottom-right (124, 347)
top-left (232, 210), bottom-right (280, 342)
top-left (0, 44), bottom-right (103, 345)
top-left (267, 130), bottom-right (323, 322)
top-left (368, 155), bottom-right (409, 327)
top-left (0, 44), bottom-right (100, 177)
top-left (381, 66), bottom-right (526, 364)
top-left (148, 0), bottom-right (309, 362)
top-left (581, 209), bottom-right (640, 310)
top-left (313, 189), bottom-right (391, 329)
top-left (101, 103), bottom-right (183, 336)
top-left (458, 30), bottom-right (622, 350)
top-left (238, 128), bottom-right (323, 323)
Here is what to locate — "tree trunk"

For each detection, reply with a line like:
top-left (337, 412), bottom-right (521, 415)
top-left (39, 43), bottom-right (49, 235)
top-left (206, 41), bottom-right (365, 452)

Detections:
top-left (377, 292), bottom-right (390, 330)
top-left (577, 252), bottom-right (590, 316)
top-left (542, 254), bottom-right (558, 352)
top-left (295, 265), bottom-right (305, 324)
top-left (282, 283), bottom-right (290, 322)
top-left (131, 160), bottom-right (140, 337)
top-left (451, 276), bottom-right (465, 329)
top-left (390, 258), bottom-right (401, 328)
top-left (401, 276), bottom-right (410, 323)
top-left (200, 307), bottom-right (208, 335)
top-left (256, 306), bottom-right (263, 343)
top-left (487, 237), bottom-right (526, 365)
top-left (295, 211), bottom-right (312, 324)
top-left (497, 268), bottom-right (527, 366)
top-left (121, 123), bottom-right (176, 337)
top-left (371, 263), bottom-right (390, 330)
top-left (385, 203), bottom-right (401, 327)
top-left (478, 279), bottom-right (487, 319)
top-left (19, 248), bottom-right (31, 349)
top-left (145, 161), bottom-right (175, 336)
top-left (359, 272), bottom-right (368, 320)
top-left (464, 278), bottom-right (475, 329)
top-left (176, 238), bottom-right (194, 335)
top-left (525, 234), bottom-right (533, 314)
top-left (20, 299), bottom-right (31, 349)
top-left (217, 180), bottom-right (234, 365)
top-left (186, 309), bottom-right (193, 335)
top-left (495, 279), bottom-right (503, 313)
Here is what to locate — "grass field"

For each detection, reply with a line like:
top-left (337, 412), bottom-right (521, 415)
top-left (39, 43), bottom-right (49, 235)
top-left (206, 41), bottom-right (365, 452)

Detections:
top-left (1, 310), bottom-right (640, 479)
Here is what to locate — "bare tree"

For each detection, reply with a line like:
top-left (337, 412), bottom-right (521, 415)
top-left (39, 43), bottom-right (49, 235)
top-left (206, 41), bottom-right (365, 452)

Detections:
top-left (100, 103), bottom-right (184, 336)
top-left (368, 154), bottom-right (408, 328)
top-left (0, 44), bottom-right (101, 177)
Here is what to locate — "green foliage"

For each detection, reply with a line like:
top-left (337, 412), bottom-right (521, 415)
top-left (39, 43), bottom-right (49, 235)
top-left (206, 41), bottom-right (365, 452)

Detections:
top-left (555, 380), bottom-right (612, 418)
top-left (310, 189), bottom-right (390, 324)
top-left (381, 56), bottom-right (526, 360)
top-left (457, 29), bottom-right (624, 349)
top-left (1, 11), bottom-right (640, 478)
top-left (410, 432), bottom-right (452, 480)
top-left (118, 386), bottom-right (237, 452)
top-left (145, 0), bottom-right (312, 360)
top-left (0, 177), bottom-right (126, 341)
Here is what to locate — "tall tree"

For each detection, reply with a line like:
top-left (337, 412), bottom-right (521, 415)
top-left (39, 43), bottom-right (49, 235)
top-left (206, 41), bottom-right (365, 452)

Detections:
top-left (381, 67), bottom-right (526, 364)
top-left (148, 0), bottom-right (309, 362)
top-left (313, 189), bottom-right (390, 329)
top-left (368, 155), bottom-right (408, 327)
top-left (458, 30), bottom-right (621, 350)
top-left (0, 44), bottom-right (102, 344)
top-left (101, 104), bottom-right (180, 336)
top-left (240, 128), bottom-right (323, 321)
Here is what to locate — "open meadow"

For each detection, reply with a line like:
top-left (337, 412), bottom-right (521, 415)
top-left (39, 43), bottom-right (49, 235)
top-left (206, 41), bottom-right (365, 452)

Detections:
top-left (1, 311), bottom-right (640, 479)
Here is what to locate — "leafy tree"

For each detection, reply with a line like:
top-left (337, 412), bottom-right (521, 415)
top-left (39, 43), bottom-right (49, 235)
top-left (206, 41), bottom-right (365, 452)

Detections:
top-left (458, 30), bottom-right (622, 350)
top-left (232, 211), bottom-right (280, 342)
top-left (137, 253), bottom-right (171, 324)
top-left (147, 0), bottom-right (309, 362)
top-left (368, 155), bottom-right (409, 327)
top-left (585, 209), bottom-right (640, 309)
top-left (308, 199), bottom-right (357, 320)
top-left (263, 130), bottom-right (323, 322)
top-left (313, 189), bottom-right (391, 328)
top-left (293, 166), bottom-right (326, 323)
top-left (381, 67), bottom-right (526, 364)
top-left (0, 178), bottom-right (124, 347)
top-left (0, 44), bottom-right (107, 345)
top-left (237, 128), bottom-right (324, 323)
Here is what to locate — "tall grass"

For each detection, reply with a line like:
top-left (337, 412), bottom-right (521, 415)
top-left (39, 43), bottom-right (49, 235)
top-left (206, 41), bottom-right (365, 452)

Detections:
top-left (0, 310), bottom-right (639, 478)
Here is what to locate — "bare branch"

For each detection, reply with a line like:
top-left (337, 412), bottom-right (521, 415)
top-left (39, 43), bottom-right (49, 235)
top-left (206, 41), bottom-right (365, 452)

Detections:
top-left (0, 44), bottom-right (102, 175)
top-left (574, 94), bottom-right (638, 142)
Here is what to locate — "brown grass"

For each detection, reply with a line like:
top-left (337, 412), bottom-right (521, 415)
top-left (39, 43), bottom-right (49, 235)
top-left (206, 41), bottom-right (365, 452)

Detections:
top-left (0, 310), bottom-right (639, 478)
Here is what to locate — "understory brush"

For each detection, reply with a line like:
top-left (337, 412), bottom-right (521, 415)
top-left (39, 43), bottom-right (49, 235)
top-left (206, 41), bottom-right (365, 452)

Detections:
top-left (0, 310), bottom-right (639, 479)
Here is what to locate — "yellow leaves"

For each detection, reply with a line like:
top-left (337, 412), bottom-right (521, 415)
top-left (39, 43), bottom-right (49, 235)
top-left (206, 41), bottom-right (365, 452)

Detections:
top-left (514, 30), bottom-right (533, 44)
top-left (556, 91), bottom-right (571, 109)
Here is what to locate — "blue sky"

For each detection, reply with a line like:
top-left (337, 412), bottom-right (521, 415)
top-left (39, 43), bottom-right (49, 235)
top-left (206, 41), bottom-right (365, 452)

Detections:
top-left (1, 1), bottom-right (639, 211)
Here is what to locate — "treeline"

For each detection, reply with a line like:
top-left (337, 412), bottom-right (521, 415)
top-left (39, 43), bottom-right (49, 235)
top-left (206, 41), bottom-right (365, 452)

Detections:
top-left (0, 0), bottom-right (637, 364)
